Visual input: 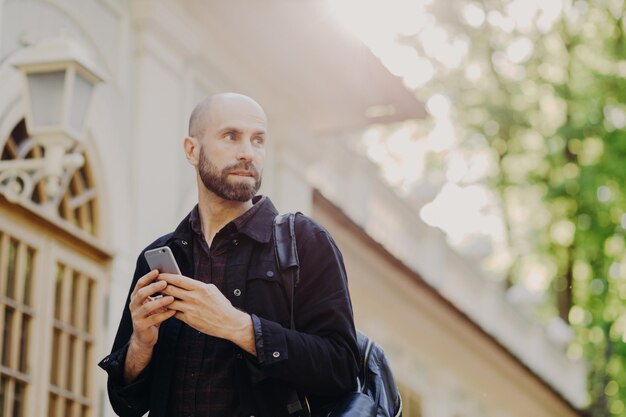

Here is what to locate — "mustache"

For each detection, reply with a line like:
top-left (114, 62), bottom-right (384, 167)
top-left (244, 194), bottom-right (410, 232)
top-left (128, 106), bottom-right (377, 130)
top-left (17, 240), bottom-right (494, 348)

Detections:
top-left (224, 162), bottom-right (259, 177)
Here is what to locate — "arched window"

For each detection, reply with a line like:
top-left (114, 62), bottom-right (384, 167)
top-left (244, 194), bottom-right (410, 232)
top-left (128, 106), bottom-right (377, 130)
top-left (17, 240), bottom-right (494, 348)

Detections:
top-left (0, 119), bottom-right (107, 417)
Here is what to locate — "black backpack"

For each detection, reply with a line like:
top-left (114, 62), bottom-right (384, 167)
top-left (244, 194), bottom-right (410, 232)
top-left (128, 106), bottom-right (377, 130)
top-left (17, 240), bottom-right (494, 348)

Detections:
top-left (273, 213), bottom-right (403, 417)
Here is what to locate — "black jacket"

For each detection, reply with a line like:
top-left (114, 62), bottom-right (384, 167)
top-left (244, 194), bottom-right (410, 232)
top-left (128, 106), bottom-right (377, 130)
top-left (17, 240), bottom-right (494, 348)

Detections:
top-left (99, 197), bottom-right (359, 417)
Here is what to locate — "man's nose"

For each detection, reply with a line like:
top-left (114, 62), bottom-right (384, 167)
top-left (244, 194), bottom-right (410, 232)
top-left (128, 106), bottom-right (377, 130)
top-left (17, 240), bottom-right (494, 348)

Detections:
top-left (236, 138), bottom-right (254, 162)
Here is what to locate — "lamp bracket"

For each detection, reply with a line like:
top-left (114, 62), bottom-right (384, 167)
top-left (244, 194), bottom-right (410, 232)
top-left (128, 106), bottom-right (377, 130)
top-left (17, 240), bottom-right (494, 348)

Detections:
top-left (0, 152), bottom-right (85, 203)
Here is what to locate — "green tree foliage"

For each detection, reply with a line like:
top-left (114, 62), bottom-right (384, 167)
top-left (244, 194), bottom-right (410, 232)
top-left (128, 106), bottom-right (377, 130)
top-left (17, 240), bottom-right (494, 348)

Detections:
top-left (382, 0), bottom-right (626, 415)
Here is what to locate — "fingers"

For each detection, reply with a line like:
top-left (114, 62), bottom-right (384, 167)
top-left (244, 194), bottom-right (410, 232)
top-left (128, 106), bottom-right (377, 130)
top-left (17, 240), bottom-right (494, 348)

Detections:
top-left (144, 308), bottom-right (177, 327)
top-left (139, 280), bottom-right (167, 300)
top-left (159, 281), bottom-right (223, 306)
top-left (160, 284), bottom-right (188, 300)
top-left (166, 299), bottom-right (187, 313)
top-left (131, 296), bottom-right (175, 341)
top-left (132, 269), bottom-right (159, 297)
top-left (138, 295), bottom-right (175, 317)
top-left (131, 280), bottom-right (167, 309)
top-left (158, 273), bottom-right (199, 290)
top-left (173, 311), bottom-right (186, 323)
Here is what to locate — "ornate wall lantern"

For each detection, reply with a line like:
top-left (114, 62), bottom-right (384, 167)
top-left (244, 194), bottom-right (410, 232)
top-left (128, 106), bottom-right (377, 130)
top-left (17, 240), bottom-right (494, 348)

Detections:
top-left (0, 35), bottom-right (103, 204)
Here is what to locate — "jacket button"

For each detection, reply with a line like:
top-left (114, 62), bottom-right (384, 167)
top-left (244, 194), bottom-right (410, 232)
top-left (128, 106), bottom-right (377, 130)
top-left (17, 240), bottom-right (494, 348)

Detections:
top-left (234, 289), bottom-right (242, 297)
top-left (181, 240), bottom-right (188, 245)
top-left (272, 351), bottom-right (280, 358)
top-left (233, 239), bottom-right (239, 246)
top-left (266, 270), bottom-right (274, 278)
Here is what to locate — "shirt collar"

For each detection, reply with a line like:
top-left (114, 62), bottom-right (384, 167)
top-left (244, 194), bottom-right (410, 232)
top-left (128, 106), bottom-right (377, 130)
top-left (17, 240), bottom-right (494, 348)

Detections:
top-left (187, 195), bottom-right (278, 244)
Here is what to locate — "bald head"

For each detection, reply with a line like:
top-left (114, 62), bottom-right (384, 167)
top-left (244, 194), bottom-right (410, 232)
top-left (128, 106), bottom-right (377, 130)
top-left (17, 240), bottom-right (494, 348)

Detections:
top-left (188, 93), bottom-right (266, 138)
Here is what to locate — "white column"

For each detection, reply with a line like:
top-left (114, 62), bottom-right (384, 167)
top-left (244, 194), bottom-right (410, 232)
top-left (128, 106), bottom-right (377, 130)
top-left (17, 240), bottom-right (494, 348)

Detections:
top-left (268, 122), bottom-right (316, 214)
top-left (130, 32), bottom-right (187, 251)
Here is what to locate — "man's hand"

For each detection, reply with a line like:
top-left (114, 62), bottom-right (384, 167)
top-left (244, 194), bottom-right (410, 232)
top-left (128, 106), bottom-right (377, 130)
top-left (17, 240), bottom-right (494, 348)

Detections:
top-left (158, 273), bottom-right (256, 356)
top-left (129, 269), bottom-right (177, 348)
top-left (125, 270), bottom-right (176, 383)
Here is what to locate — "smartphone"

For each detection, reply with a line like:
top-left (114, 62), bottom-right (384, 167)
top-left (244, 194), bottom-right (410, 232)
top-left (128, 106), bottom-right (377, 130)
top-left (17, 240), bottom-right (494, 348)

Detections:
top-left (144, 246), bottom-right (181, 298)
top-left (144, 246), bottom-right (181, 275)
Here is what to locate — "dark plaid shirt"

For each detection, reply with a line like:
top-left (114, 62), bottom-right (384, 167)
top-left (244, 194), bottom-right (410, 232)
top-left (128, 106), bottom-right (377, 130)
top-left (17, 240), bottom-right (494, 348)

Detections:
top-left (166, 198), bottom-right (266, 417)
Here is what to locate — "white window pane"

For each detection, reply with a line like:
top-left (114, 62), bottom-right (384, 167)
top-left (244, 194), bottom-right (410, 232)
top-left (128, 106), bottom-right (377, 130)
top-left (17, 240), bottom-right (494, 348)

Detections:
top-left (68, 73), bottom-right (93, 135)
top-left (27, 71), bottom-right (66, 128)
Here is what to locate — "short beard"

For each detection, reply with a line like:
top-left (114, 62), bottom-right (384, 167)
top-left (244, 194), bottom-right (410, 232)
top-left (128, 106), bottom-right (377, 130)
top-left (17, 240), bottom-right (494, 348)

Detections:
top-left (198, 146), bottom-right (262, 202)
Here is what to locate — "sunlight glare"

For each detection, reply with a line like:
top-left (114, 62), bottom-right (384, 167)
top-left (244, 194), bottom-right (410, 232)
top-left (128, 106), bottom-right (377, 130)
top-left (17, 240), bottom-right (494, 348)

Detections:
top-left (506, 37), bottom-right (534, 64)
top-left (401, 57), bottom-right (435, 89)
top-left (487, 10), bottom-right (515, 33)
top-left (327, 0), bottom-right (429, 43)
top-left (426, 94), bottom-right (452, 118)
top-left (378, 43), bottom-right (424, 78)
top-left (465, 63), bottom-right (482, 81)
top-left (327, 0), bottom-right (438, 88)
top-left (464, 150), bottom-right (495, 182)
top-left (519, 259), bottom-right (554, 292)
top-left (421, 27), bottom-right (469, 69)
top-left (427, 120), bottom-right (457, 152)
top-left (425, 94), bottom-right (457, 152)
top-left (420, 183), bottom-right (502, 244)
top-left (463, 3), bottom-right (485, 28)
top-left (506, 0), bottom-right (541, 32)
top-left (537, 0), bottom-right (564, 33)
top-left (446, 151), bottom-right (469, 183)
top-left (604, 105), bottom-right (626, 129)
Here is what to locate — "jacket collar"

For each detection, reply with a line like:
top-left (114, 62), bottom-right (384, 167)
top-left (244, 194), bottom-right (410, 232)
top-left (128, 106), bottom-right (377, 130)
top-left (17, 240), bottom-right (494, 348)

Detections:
top-left (231, 195), bottom-right (279, 243)
top-left (169, 211), bottom-right (193, 245)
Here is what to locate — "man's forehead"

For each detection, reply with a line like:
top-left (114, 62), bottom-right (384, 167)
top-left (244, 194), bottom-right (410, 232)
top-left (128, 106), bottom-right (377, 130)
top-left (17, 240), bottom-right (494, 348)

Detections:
top-left (208, 96), bottom-right (267, 131)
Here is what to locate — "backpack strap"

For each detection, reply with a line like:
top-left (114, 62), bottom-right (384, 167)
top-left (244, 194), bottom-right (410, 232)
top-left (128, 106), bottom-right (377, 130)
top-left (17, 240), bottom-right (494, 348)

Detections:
top-left (273, 212), bottom-right (300, 329)
top-left (359, 335), bottom-right (373, 393)
top-left (273, 212), bottom-right (309, 417)
top-left (273, 212), bottom-right (300, 279)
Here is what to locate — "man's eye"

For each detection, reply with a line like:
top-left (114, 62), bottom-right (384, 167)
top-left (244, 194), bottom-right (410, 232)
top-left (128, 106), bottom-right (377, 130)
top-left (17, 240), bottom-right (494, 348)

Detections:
top-left (224, 133), bottom-right (235, 141)
top-left (252, 136), bottom-right (264, 145)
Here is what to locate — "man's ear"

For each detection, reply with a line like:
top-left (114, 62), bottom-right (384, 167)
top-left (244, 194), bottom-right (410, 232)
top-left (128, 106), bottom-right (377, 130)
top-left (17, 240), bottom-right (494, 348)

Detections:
top-left (184, 136), bottom-right (199, 166)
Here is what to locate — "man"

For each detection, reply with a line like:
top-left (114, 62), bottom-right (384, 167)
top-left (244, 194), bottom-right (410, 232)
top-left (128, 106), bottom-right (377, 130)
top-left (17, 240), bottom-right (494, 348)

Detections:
top-left (99, 93), bottom-right (359, 417)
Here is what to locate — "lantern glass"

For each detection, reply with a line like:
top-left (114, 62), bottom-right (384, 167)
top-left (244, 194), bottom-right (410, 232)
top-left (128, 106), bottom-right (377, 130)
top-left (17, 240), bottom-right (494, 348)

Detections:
top-left (27, 70), bottom-right (66, 128)
top-left (69, 72), bottom-right (94, 135)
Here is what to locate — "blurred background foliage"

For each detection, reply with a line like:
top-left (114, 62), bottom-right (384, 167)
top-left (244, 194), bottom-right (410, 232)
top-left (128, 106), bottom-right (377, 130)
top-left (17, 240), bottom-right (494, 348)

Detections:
top-left (347, 0), bottom-right (626, 415)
